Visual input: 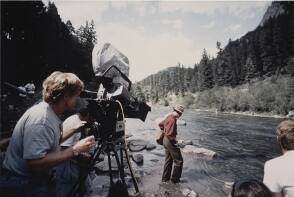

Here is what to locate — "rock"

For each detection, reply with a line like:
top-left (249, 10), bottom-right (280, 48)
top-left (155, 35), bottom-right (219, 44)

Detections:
top-left (182, 188), bottom-right (198, 197)
top-left (132, 154), bottom-right (144, 165)
top-left (177, 139), bottom-right (193, 148)
top-left (188, 190), bottom-right (198, 197)
top-left (182, 145), bottom-right (216, 157)
top-left (146, 143), bottom-right (156, 151)
top-left (182, 188), bottom-right (191, 196)
top-left (128, 139), bottom-right (148, 152)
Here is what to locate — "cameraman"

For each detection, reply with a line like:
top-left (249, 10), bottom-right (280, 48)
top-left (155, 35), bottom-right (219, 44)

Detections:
top-left (55, 106), bottom-right (94, 197)
top-left (0, 71), bottom-right (96, 197)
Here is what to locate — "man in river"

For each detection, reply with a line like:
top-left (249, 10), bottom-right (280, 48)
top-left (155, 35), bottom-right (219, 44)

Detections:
top-left (263, 119), bottom-right (294, 197)
top-left (159, 105), bottom-right (184, 184)
top-left (0, 71), bottom-right (96, 196)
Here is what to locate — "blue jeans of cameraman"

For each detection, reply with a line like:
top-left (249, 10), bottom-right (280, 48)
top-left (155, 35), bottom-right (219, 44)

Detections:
top-left (55, 159), bottom-right (81, 197)
top-left (0, 169), bottom-right (48, 197)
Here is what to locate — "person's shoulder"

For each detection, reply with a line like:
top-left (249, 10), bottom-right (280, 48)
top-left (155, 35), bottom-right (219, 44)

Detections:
top-left (28, 102), bottom-right (60, 125)
top-left (166, 114), bottom-right (176, 120)
top-left (265, 154), bottom-right (286, 171)
top-left (26, 102), bottom-right (47, 118)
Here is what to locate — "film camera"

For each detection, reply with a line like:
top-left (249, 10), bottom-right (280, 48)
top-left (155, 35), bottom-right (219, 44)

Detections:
top-left (80, 48), bottom-right (151, 140)
top-left (70, 43), bottom-right (150, 197)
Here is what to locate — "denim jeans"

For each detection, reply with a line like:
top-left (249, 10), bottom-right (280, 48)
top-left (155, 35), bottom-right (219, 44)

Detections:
top-left (55, 159), bottom-right (81, 197)
top-left (0, 170), bottom-right (48, 197)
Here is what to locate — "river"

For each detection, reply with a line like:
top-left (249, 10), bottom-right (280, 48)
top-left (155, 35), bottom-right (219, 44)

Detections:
top-left (124, 106), bottom-right (283, 197)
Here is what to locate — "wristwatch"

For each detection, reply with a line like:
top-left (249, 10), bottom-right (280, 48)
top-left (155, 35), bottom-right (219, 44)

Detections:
top-left (72, 146), bottom-right (79, 156)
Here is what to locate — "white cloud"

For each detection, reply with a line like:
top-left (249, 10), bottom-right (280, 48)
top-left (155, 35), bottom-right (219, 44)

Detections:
top-left (93, 23), bottom-right (200, 82)
top-left (52, 1), bottom-right (108, 28)
top-left (109, 1), bottom-right (128, 10)
top-left (159, 2), bottom-right (219, 15)
top-left (161, 19), bottom-right (184, 29)
top-left (159, 1), bottom-right (269, 19)
top-left (202, 21), bottom-right (216, 29)
top-left (224, 24), bottom-right (241, 32)
top-left (51, 0), bottom-right (269, 81)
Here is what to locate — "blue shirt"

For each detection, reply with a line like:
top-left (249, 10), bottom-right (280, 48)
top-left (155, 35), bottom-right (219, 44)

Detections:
top-left (3, 101), bottom-right (62, 176)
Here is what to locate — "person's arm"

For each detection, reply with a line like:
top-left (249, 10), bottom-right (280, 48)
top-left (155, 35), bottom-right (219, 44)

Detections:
top-left (27, 136), bottom-right (95, 174)
top-left (158, 119), bottom-right (165, 130)
top-left (61, 121), bottom-right (86, 142)
top-left (159, 115), bottom-right (169, 131)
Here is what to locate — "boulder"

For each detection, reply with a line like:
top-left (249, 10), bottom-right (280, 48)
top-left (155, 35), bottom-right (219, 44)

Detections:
top-left (177, 139), bottom-right (193, 148)
top-left (131, 154), bottom-right (144, 165)
top-left (182, 188), bottom-right (198, 197)
top-left (128, 139), bottom-right (148, 152)
top-left (146, 143), bottom-right (156, 151)
top-left (182, 145), bottom-right (216, 157)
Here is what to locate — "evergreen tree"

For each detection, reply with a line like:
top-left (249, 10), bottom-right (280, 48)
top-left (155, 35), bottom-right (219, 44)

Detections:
top-left (198, 49), bottom-right (214, 91)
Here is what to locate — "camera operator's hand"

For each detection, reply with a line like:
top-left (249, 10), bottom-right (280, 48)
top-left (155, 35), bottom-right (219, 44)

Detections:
top-left (72, 135), bottom-right (95, 155)
top-left (73, 120), bottom-right (87, 132)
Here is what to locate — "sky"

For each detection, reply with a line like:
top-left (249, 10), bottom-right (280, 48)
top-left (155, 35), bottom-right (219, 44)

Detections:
top-left (47, 0), bottom-right (270, 82)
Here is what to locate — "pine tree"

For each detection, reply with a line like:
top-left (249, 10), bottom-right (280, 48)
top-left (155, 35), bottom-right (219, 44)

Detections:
top-left (198, 49), bottom-right (214, 91)
top-left (66, 20), bottom-right (75, 35)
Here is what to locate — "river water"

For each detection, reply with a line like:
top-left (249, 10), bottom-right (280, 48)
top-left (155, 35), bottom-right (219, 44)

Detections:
top-left (125, 107), bottom-right (283, 197)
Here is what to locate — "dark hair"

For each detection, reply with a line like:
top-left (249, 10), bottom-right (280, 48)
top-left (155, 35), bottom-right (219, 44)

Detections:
top-left (231, 179), bottom-right (272, 197)
top-left (276, 119), bottom-right (294, 151)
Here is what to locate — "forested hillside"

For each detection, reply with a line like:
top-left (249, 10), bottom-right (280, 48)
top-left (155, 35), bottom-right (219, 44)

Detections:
top-left (134, 1), bottom-right (294, 114)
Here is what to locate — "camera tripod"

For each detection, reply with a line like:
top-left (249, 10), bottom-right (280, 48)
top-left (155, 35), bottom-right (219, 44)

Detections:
top-left (68, 137), bottom-right (140, 197)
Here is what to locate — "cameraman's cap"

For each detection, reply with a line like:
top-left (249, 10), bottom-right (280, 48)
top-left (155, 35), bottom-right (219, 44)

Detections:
top-left (173, 105), bottom-right (184, 115)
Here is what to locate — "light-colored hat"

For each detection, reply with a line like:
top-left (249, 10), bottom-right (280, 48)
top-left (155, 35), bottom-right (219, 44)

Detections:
top-left (173, 105), bottom-right (184, 114)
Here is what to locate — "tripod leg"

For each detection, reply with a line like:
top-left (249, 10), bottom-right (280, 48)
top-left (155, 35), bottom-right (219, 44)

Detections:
top-left (113, 149), bottom-right (126, 185)
top-left (124, 148), bottom-right (140, 193)
top-left (107, 151), bottom-right (114, 186)
top-left (120, 148), bottom-right (126, 184)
